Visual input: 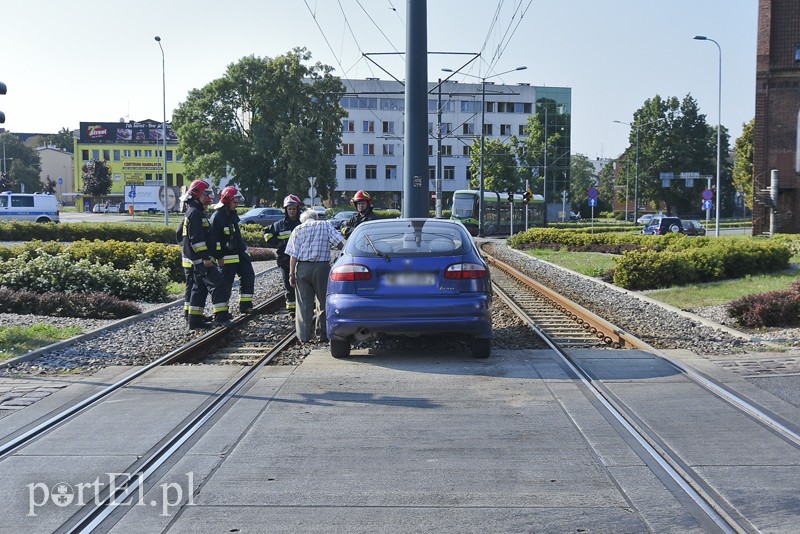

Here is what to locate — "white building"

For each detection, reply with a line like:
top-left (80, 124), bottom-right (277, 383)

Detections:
top-left (333, 78), bottom-right (571, 211)
top-left (36, 146), bottom-right (74, 205)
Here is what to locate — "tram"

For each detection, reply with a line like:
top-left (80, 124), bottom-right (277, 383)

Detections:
top-left (450, 189), bottom-right (544, 236)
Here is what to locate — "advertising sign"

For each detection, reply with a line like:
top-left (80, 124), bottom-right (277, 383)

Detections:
top-left (80, 121), bottom-right (177, 143)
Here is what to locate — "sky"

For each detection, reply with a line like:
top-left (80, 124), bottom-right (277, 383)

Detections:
top-left (1, 0), bottom-right (757, 160)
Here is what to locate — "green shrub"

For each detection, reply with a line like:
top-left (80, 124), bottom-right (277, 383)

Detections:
top-left (0, 252), bottom-right (170, 302)
top-left (0, 288), bottom-right (141, 319)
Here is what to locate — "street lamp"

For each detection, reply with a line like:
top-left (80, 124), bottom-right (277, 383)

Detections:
top-left (155, 35), bottom-right (168, 225)
top-left (694, 35), bottom-right (722, 237)
top-left (613, 117), bottom-right (664, 223)
top-left (442, 66), bottom-right (527, 236)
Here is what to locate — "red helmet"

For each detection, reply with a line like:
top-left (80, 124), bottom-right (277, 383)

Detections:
top-left (352, 190), bottom-right (372, 207)
top-left (283, 194), bottom-right (302, 208)
top-left (214, 186), bottom-right (243, 209)
top-left (181, 180), bottom-right (210, 201)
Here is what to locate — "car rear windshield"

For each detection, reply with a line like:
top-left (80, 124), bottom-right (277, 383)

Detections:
top-left (346, 221), bottom-right (470, 257)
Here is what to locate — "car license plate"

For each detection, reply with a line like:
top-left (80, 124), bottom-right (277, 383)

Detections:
top-left (384, 272), bottom-right (436, 286)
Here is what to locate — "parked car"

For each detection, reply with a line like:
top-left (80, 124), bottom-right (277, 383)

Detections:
top-left (328, 210), bottom-right (357, 230)
top-left (682, 220), bottom-right (707, 236)
top-left (239, 207), bottom-right (285, 227)
top-left (642, 216), bottom-right (683, 235)
top-left (0, 192), bottom-right (59, 223)
top-left (312, 206), bottom-right (328, 220)
top-left (636, 213), bottom-right (655, 225)
top-left (326, 218), bottom-right (493, 359)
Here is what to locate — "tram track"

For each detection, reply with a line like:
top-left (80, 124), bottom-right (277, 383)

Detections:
top-left (482, 243), bottom-right (800, 534)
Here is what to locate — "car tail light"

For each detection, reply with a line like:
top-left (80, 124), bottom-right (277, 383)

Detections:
top-left (444, 263), bottom-right (488, 279)
top-left (330, 264), bottom-right (371, 281)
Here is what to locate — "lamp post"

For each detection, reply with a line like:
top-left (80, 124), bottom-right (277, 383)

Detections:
top-left (694, 35), bottom-right (722, 237)
top-left (613, 118), bottom-right (664, 223)
top-left (155, 35), bottom-right (168, 225)
top-left (442, 66), bottom-right (526, 236)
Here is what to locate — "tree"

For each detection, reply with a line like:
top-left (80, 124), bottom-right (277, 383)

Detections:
top-left (620, 94), bottom-right (730, 217)
top-left (569, 154), bottom-right (596, 214)
top-left (48, 127), bottom-right (75, 153)
top-left (468, 138), bottom-right (520, 193)
top-left (0, 132), bottom-right (42, 192)
top-left (42, 175), bottom-right (56, 194)
top-left (517, 99), bottom-right (562, 198)
top-left (732, 118), bottom-right (754, 210)
top-left (82, 160), bottom-right (112, 197)
top-left (173, 48), bottom-right (345, 206)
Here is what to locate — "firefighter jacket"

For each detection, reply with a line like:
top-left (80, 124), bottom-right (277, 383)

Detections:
top-left (180, 199), bottom-right (216, 266)
top-left (210, 207), bottom-right (248, 265)
top-left (264, 215), bottom-right (302, 267)
top-left (341, 208), bottom-right (378, 238)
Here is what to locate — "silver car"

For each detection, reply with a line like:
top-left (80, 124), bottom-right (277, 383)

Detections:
top-left (239, 207), bottom-right (285, 227)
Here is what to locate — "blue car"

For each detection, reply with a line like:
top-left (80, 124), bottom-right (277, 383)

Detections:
top-left (326, 218), bottom-right (492, 359)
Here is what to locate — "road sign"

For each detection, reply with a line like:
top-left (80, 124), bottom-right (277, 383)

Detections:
top-left (57, 177), bottom-right (63, 185)
top-left (128, 184), bottom-right (137, 199)
top-left (308, 176), bottom-right (317, 187)
top-left (702, 188), bottom-right (713, 200)
top-left (308, 187), bottom-right (317, 199)
top-left (587, 187), bottom-right (599, 199)
top-left (589, 198), bottom-right (598, 207)
top-left (702, 199), bottom-right (712, 210)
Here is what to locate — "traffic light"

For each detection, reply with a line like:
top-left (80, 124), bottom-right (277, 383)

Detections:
top-left (522, 190), bottom-right (531, 203)
top-left (0, 81), bottom-right (6, 123)
top-left (507, 191), bottom-right (513, 203)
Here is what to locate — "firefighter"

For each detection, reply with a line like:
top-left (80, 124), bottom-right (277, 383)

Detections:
top-left (341, 190), bottom-right (378, 238)
top-left (264, 194), bottom-right (303, 312)
top-left (210, 186), bottom-right (255, 314)
top-left (179, 180), bottom-right (233, 329)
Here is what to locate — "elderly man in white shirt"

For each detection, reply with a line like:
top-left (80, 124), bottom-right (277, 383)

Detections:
top-left (285, 208), bottom-right (345, 342)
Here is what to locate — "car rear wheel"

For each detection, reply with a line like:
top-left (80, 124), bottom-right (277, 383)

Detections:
top-left (470, 337), bottom-right (491, 359)
top-left (330, 338), bottom-right (351, 359)
top-left (35, 217), bottom-right (50, 223)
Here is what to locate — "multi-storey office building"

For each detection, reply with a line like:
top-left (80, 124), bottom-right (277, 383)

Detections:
top-left (73, 119), bottom-right (186, 212)
top-left (335, 78), bottom-right (571, 218)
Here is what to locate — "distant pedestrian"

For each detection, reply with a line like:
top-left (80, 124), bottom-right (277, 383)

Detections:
top-left (179, 180), bottom-right (233, 330)
top-left (264, 194), bottom-right (303, 312)
top-left (284, 208), bottom-right (344, 342)
top-left (341, 190), bottom-right (378, 238)
top-left (210, 186), bottom-right (255, 314)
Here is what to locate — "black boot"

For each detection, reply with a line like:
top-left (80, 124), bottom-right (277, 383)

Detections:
top-left (213, 313), bottom-right (234, 329)
top-left (188, 316), bottom-right (212, 330)
top-left (240, 304), bottom-right (254, 314)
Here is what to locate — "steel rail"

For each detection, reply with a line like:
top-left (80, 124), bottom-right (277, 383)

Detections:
top-left (0, 294), bottom-right (284, 460)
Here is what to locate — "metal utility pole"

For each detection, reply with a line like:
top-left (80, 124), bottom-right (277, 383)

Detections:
top-left (155, 35), bottom-right (168, 225)
top-left (436, 78), bottom-right (443, 218)
top-left (402, 0), bottom-right (429, 218)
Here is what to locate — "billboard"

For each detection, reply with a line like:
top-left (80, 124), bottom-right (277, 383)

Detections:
top-left (80, 121), bottom-right (178, 143)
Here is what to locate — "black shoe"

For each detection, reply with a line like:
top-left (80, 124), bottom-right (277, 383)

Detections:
top-left (213, 317), bottom-right (235, 329)
top-left (202, 315), bottom-right (214, 323)
top-left (188, 319), bottom-right (212, 330)
top-left (240, 306), bottom-right (254, 314)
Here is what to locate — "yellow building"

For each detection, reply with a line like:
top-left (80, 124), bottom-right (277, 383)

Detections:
top-left (73, 119), bottom-right (187, 212)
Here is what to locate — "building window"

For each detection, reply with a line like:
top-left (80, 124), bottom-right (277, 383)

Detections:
top-left (365, 165), bottom-right (377, 179)
top-left (113, 150), bottom-right (120, 161)
top-left (380, 98), bottom-right (404, 111)
top-left (483, 123), bottom-right (493, 135)
top-left (444, 166), bottom-right (455, 180)
top-left (385, 165), bottom-right (397, 179)
top-left (461, 100), bottom-right (481, 112)
top-left (92, 149), bottom-right (100, 160)
top-left (123, 149), bottom-right (131, 158)
top-left (500, 124), bottom-right (511, 136)
top-left (145, 173), bottom-right (153, 181)
top-left (102, 150), bottom-right (110, 161)
top-left (466, 166), bottom-right (473, 182)
top-left (428, 122), bottom-right (434, 134)
top-left (362, 144), bottom-right (374, 156)
top-left (486, 102), bottom-right (494, 112)
top-left (81, 149), bottom-right (89, 161)
top-left (428, 145), bottom-right (433, 156)
top-left (345, 164), bottom-right (357, 179)
top-left (166, 150), bottom-right (173, 162)
top-left (342, 143), bottom-right (355, 155)
top-left (440, 145), bottom-right (452, 156)
top-left (362, 121), bottom-right (374, 133)
top-left (462, 123), bottom-right (475, 135)
top-left (176, 153), bottom-right (182, 162)
top-left (144, 149), bottom-right (153, 158)
top-left (462, 145), bottom-right (471, 156)
top-left (519, 125), bottom-right (526, 136)
top-left (382, 121), bottom-right (394, 134)
top-left (428, 166), bottom-right (436, 180)
top-left (134, 150), bottom-right (142, 157)
top-left (156, 150), bottom-right (163, 158)
top-left (343, 119), bottom-right (355, 132)
top-left (382, 144), bottom-right (394, 156)
top-left (441, 123), bottom-right (452, 135)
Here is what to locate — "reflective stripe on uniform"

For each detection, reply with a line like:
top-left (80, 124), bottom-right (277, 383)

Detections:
top-left (212, 302), bottom-right (229, 313)
top-left (182, 257), bottom-right (193, 268)
top-left (223, 254), bottom-right (240, 263)
top-left (240, 295), bottom-right (253, 302)
top-left (192, 241), bottom-right (208, 252)
top-left (188, 306), bottom-right (205, 316)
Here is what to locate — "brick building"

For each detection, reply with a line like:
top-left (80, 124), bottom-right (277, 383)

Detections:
top-left (754, 0), bottom-right (800, 234)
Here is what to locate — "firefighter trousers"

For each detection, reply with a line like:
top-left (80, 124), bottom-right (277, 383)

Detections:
top-left (221, 254), bottom-right (255, 312)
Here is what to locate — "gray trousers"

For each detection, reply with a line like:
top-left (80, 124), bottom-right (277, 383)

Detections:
top-left (295, 261), bottom-right (330, 342)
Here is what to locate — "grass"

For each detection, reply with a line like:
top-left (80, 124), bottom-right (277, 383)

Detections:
top-left (0, 324), bottom-right (84, 361)
top-left (524, 248), bottom-right (800, 310)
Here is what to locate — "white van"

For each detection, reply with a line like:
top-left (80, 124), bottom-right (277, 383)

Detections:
top-left (0, 192), bottom-right (60, 223)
